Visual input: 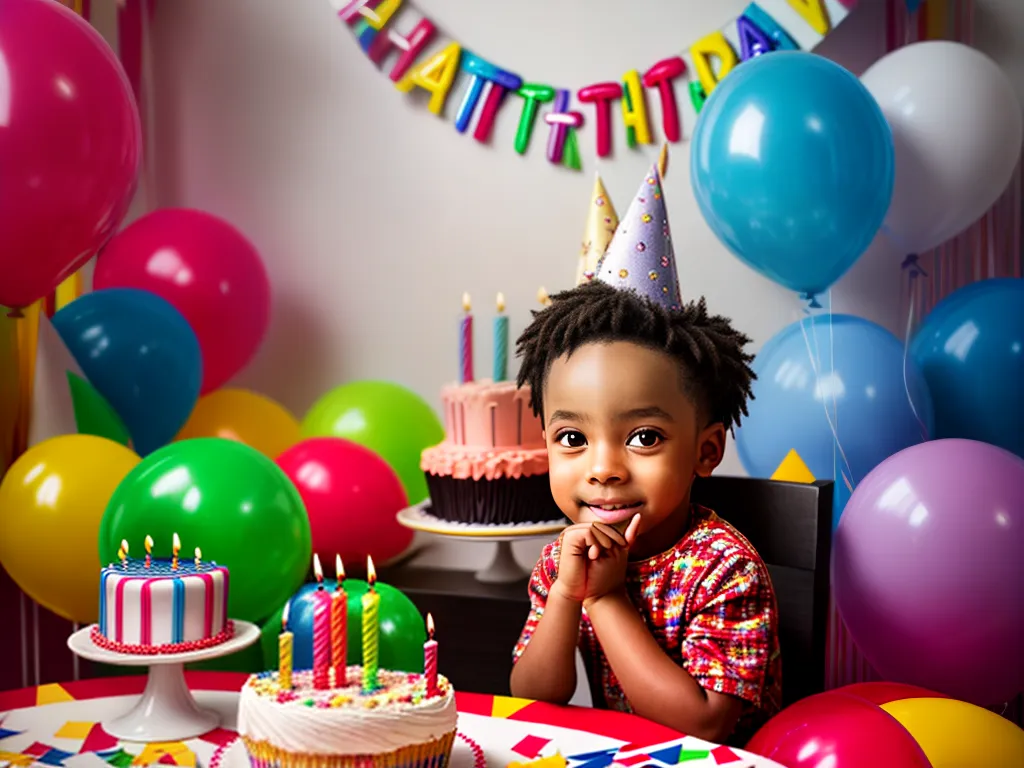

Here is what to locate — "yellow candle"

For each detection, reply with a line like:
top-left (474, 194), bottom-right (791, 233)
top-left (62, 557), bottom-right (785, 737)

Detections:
top-left (171, 532), bottom-right (181, 570)
top-left (279, 601), bottom-right (293, 689)
top-left (194, 547), bottom-right (202, 569)
top-left (362, 556), bottom-right (380, 692)
top-left (117, 539), bottom-right (129, 568)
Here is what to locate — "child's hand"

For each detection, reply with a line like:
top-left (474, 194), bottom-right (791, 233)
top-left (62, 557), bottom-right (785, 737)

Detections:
top-left (552, 515), bottom-right (640, 604)
top-left (581, 516), bottom-right (640, 605)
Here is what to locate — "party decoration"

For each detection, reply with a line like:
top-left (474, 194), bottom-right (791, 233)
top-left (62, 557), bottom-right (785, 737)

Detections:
top-left (0, 435), bottom-right (140, 624)
top-left (267, 578), bottom-right (428, 673)
top-left (0, 0), bottom-right (141, 309)
top-left (833, 439), bottom-right (1024, 705)
top-left (596, 164), bottom-right (681, 311)
top-left (276, 437), bottom-right (413, 569)
top-left (910, 279), bottom-right (1024, 458)
top-left (576, 173), bottom-right (619, 286)
top-left (26, 316), bottom-right (83, 449)
top-left (861, 42), bottom-right (1023, 254)
top-left (769, 449), bottom-right (814, 483)
top-left (52, 288), bottom-right (202, 457)
top-left (735, 314), bottom-right (932, 528)
top-left (176, 388), bottom-right (301, 459)
top-left (92, 208), bottom-right (272, 394)
top-left (67, 373), bottom-right (131, 447)
top-left (362, 557), bottom-right (381, 691)
top-left (335, 0), bottom-right (853, 170)
top-left (311, 554), bottom-right (332, 689)
top-left (278, 602), bottom-right (293, 689)
top-left (302, 380), bottom-right (443, 505)
top-left (459, 293), bottom-right (474, 384)
top-left (98, 437), bottom-right (312, 623)
top-left (331, 555), bottom-right (348, 685)
top-left (691, 51), bottom-right (894, 299)
top-left (493, 294), bottom-right (509, 382)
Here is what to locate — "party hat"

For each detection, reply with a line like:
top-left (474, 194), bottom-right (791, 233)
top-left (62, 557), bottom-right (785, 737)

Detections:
top-left (575, 172), bottom-right (619, 286)
top-left (596, 164), bottom-right (681, 310)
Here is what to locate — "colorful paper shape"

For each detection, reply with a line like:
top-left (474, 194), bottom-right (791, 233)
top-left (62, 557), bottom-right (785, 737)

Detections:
top-left (512, 736), bottom-right (552, 759)
top-left (38, 747), bottom-right (77, 766)
top-left (566, 749), bottom-right (617, 768)
top-left (196, 728), bottom-right (237, 747)
top-left (0, 726), bottom-right (23, 742)
top-left (490, 696), bottom-right (533, 719)
top-left (131, 743), bottom-right (194, 767)
top-left (646, 744), bottom-right (682, 764)
top-left (35, 684), bottom-right (74, 706)
top-left (0, 751), bottom-right (35, 767)
top-left (677, 750), bottom-right (710, 763)
top-left (770, 448), bottom-right (816, 483)
top-left (508, 755), bottom-right (566, 768)
top-left (79, 725), bottom-right (118, 755)
top-left (23, 742), bottom-right (54, 757)
top-left (54, 723), bottom-right (94, 740)
top-left (101, 749), bottom-right (135, 768)
top-left (710, 745), bottom-right (740, 764)
top-left (611, 755), bottom-right (649, 766)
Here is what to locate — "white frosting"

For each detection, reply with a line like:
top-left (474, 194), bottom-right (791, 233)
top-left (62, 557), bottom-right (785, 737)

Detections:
top-left (237, 668), bottom-right (457, 756)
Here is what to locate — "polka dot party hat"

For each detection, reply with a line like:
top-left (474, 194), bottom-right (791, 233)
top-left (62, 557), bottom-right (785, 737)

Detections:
top-left (595, 163), bottom-right (681, 311)
top-left (576, 171), bottom-right (618, 286)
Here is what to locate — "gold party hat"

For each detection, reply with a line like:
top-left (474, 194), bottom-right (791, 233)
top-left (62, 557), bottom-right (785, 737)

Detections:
top-left (576, 172), bottom-right (619, 285)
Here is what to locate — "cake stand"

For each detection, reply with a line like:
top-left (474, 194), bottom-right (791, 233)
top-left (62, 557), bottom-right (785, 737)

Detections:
top-left (397, 502), bottom-right (566, 583)
top-left (67, 620), bottom-right (260, 742)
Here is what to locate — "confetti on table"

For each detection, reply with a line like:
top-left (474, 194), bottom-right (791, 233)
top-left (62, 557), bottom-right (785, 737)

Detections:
top-left (54, 723), bottom-right (94, 741)
top-left (566, 748), bottom-right (616, 768)
top-left (79, 724), bottom-right (118, 755)
top-left (101, 749), bottom-right (135, 768)
top-left (0, 726), bottom-right (23, 742)
top-left (612, 754), bottom-right (649, 766)
top-left (38, 746), bottom-right (77, 766)
top-left (646, 744), bottom-right (682, 764)
top-left (512, 736), bottom-right (552, 759)
top-left (677, 750), bottom-right (710, 763)
top-left (0, 751), bottom-right (34, 767)
top-left (710, 745), bottom-right (741, 764)
top-left (196, 729), bottom-right (236, 748)
top-left (22, 741), bottom-right (53, 757)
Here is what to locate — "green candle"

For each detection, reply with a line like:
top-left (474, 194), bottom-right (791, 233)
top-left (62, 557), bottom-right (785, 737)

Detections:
top-left (361, 556), bottom-right (380, 692)
top-left (493, 292), bottom-right (509, 382)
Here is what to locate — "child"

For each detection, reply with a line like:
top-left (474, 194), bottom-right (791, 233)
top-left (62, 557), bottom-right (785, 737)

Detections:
top-left (509, 166), bottom-right (781, 746)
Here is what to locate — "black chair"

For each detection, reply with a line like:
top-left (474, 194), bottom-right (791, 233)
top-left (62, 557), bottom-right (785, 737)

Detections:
top-left (691, 475), bottom-right (834, 707)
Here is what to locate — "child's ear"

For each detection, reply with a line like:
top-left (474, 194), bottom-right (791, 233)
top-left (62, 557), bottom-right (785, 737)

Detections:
top-left (695, 423), bottom-right (726, 477)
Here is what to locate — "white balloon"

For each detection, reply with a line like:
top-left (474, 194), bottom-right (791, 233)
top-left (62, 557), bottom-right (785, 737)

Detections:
top-left (860, 41), bottom-right (1023, 254)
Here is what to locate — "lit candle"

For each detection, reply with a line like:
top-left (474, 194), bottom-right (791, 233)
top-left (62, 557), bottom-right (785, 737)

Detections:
top-left (171, 532), bottom-right (181, 570)
top-left (459, 292), bottom-right (474, 384)
top-left (537, 286), bottom-right (552, 307)
top-left (331, 555), bottom-right (348, 686)
top-left (362, 556), bottom-right (381, 692)
top-left (194, 547), bottom-right (202, 569)
top-left (117, 539), bottom-right (129, 568)
top-left (144, 535), bottom-right (153, 568)
top-left (424, 613), bottom-right (439, 697)
top-left (279, 601), bottom-right (293, 689)
top-left (312, 554), bottom-right (331, 690)
top-left (493, 292), bottom-right (508, 382)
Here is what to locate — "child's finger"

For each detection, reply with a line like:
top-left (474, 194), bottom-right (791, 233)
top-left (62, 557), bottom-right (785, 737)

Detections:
top-left (591, 522), bottom-right (628, 548)
top-left (589, 543), bottom-right (602, 560)
top-left (589, 523), bottom-right (617, 550)
top-left (624, 513), bottom-right (641, 545)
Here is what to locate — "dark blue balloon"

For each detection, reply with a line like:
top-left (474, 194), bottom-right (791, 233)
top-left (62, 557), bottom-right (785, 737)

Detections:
top-left (690, 52), bottom-right (894, 297)
top-left (910, 278), bottom-right (1024, 458)
top-left (52, 287), bottom-right (201, 455)
top-left (735, 314), bottom-right (933, 529)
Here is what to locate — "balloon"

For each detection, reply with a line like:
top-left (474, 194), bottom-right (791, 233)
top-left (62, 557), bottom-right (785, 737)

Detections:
top-left (690, 52), bottom-right (894, 297)
top-left (840, 682), bottom-right (948, 707)
top-left (266, 580), bottom-right (427, 673)
top-left (98, 438), bottom-right (312, 624)
top-left (833, 439), bottom-right (1024, 705)
top-left (67, 372), bottom-right (131, 447)
top-left (735, 314), bottom-right (933, 528)
top-left (302, 381), bottom-right (443, 505)
top-left (92, 209), bottom-right (271, 394)
top-left (277, 437), bottom-right (412, 568)
top-left (747, 690), bottom-right (931, 768)
top-left (0, 0), bottom-right (141, 309)
top-left (0, 435), bottom-right (140, 624)
top-left (52, 288), bottom-right (202, 456)
top-left (910, 278), bottom-right (1024, 458)
top-left (177, 388), bottom-right (300, 459)
top-left (861, 42), bottom-right (1024, 254)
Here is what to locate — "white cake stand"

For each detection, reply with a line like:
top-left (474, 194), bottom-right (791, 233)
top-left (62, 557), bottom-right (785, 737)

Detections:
top-left (67, 621), bottom-right (260, 742)
top-left (397, 502), bottom-right (566, 583)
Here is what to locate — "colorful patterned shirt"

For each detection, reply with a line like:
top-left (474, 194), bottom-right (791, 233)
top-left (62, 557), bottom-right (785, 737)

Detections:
top-left (513, 504), bottom-right (782, 744)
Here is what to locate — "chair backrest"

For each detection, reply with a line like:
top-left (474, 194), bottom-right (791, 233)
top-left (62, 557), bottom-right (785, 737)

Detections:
top-left (691, 475), bottom-right (834, 706)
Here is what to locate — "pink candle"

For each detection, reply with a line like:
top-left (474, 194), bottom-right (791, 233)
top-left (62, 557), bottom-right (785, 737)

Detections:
top-left (331, 554), bottom-right (348, 686)
top-left (311, 554), bottom-right (332, 690)
top-left (459, 292), bottom-right (473, 383)
top-left (424, 613), bottom-right (439, 697)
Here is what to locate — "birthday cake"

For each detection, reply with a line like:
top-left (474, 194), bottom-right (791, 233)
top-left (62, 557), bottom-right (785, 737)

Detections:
top-left (420, 379), bottom-right (563, 526)
top-left (237, 667), bottom-right (457, 768)
top-left (91, 537), bottom-right (232, 655)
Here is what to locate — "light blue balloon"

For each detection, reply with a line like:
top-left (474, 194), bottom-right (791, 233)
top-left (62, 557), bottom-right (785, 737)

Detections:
top-left (735, 314), bottom-right (933, 529)
top-left (690, 52), bottom-right (895, 298)
top-left (910, 278), bottom-right (1024, 458)
top-left (52, 287), bottom-right (202, 455)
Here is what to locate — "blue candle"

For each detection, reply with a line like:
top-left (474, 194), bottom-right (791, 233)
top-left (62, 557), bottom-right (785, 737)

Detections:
top-left (459, 293), bottom-right (473, 383)
top-left (493, 292), bottom-right (508, 382)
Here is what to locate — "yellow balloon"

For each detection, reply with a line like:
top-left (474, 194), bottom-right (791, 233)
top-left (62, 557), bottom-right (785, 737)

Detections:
top-left (0, 434), bottom-right (140, 624)
top-left (882, 697), bottom-right (1024, 768)
top-left (176, 388), bottom-right (300, 458)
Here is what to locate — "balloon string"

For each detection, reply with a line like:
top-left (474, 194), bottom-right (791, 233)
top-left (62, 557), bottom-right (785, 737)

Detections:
top-left (901, 255), bottom-right (931, 441)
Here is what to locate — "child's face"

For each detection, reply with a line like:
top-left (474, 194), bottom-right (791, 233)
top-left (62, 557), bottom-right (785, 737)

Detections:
top-left (542, 340), bottom-right (725, 552)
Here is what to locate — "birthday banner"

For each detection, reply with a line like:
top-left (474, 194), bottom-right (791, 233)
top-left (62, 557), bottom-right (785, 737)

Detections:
top-left (331, 0), bottom-right (858, 170)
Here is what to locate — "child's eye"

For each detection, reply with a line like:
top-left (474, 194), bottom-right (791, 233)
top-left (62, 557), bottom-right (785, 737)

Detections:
top-left (627, 430), bottom-right (663, 448)
top-left (556, 430), bottom-right (587, 448)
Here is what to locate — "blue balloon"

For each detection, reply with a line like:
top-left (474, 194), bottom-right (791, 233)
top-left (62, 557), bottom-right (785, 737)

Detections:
top-left (910, 278), bottom-right (1024, 458)
top-left (690, 52), bottom-right (894, 298)
top-left (52, 287), bottom-right (201, 455)
top-left (735, 314), bottom-right (933, 529)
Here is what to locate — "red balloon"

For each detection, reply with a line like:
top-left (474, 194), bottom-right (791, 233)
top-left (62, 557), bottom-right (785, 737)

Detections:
top-left (93, 209), bottom-right (271, 393)
top-left (276, 438), bottom-right (413, 569)
top-left (0, 0), bottom-right (141, 308)
top-left (838, 682), bottom-right (947, 707)
top-left (746, 691), bottom-right (932, 768)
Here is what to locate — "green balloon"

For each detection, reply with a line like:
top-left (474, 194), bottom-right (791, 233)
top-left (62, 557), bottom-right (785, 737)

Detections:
top-left (98, 437), bottom-right (312, 623)
top-left (301, 381), bottom-right (443, 505)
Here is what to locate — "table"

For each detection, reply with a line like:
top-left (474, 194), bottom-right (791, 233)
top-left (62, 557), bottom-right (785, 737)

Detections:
top-left (0, 673), bottom-right (783, 768)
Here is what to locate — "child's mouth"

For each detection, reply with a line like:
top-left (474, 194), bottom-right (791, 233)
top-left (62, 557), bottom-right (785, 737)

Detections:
top-left (582, 501), bottom-right (643, 524)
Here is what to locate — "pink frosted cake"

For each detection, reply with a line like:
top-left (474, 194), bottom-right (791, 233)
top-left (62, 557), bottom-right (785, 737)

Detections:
top-left (420, 379), bottom-right (563, 525)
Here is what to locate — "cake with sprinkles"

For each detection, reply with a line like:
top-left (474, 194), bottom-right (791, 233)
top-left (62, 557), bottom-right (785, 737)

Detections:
top-left (237, 667), bottom-right (457, 768)
top-left (92, 534), bottom-right (233, 655)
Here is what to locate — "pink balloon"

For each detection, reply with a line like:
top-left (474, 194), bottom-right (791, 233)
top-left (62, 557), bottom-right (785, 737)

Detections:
top-left (276, 437), bottom-right (413, 569)
top-left (746, 691), bottom-right (931, 768)
top-left (0, 0), bottom-right (141, 308)
top-left (93, 209), bottom-right (271, 393)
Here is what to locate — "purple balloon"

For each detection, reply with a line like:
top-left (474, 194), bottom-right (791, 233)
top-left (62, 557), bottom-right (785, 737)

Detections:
top-left (833, 439), bottom-right (1024, 706)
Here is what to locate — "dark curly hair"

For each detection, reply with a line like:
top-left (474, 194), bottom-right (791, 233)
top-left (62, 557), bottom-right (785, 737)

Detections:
top-left (515, 282), bottom-right (756, 431)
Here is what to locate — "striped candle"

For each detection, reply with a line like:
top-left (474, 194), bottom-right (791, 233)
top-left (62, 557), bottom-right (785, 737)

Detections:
top-left (362, 556), bottom-right (381, 692)
top-left (311, 554), bottom-right (331, 690)
top-left (459, 293), bottom-right (473, 383)
top-left (331, 555), bottom-right (348, 686)
top-left (493, 292), bottom-right (508, 382)
top-left (423, 613), bottom-right (439, 697)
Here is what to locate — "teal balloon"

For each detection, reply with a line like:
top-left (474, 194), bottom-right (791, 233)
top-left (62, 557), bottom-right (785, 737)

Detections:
top-left (302, 381), bottom-right (443, 505)
top-left (99, 437), bottom-right (312, 623)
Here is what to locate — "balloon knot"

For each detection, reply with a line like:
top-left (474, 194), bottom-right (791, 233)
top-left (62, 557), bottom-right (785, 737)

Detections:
top-left (901, 253), bottom-right (928, 278)
top-left (5, 307), bottom-right (24, 319)
top-left (800, 292), bottom-right (823, 310)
